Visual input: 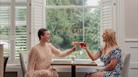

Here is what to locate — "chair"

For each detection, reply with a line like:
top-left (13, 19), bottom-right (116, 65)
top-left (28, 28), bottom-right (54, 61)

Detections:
top-left (110, 52), bottom-right (131, 77)
top-left (4, 56), bottom-right (8, 77)
top-left (120, 52), bottom-right (131, 77)
top-left (19, 53), bottom-right (27, 77)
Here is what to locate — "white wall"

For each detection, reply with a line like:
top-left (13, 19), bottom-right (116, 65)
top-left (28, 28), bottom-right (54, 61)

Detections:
top-left (124, 0), bottom-right (138, 77)
top-left (125, 0), bottom-right (138, 39)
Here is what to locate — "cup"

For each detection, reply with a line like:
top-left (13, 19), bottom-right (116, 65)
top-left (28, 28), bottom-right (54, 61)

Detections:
top-left (79, 42), bottom-right (86, 48)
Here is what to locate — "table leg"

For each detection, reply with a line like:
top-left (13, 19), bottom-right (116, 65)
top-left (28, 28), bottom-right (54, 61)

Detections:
top-left (71, 65), bottom-right (76, 77)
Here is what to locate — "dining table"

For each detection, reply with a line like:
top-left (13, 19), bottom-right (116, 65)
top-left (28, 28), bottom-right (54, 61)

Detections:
top-left (51, 60), bottom-right (98, 77)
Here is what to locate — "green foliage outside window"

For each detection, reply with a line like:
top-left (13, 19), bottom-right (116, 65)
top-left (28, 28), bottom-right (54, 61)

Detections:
top-left (46, 0), bottom-right (101, 59)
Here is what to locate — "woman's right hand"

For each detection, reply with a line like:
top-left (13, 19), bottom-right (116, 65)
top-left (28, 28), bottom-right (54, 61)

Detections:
top-left (71, 41), bottom-right (88, 50)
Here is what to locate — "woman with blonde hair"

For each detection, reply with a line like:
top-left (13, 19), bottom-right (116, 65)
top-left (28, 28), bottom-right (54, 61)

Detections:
top-left (74, 28), bottom-right (122, 77)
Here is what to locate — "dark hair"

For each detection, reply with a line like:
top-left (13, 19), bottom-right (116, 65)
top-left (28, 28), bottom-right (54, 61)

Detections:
top-left (38, 28), bottom-right (48, 40)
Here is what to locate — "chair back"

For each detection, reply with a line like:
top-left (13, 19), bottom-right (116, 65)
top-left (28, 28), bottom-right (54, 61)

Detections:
top-left (120, 52), bottom-right (131, 77)
top-left (19, 53), bottom-right (27, 77)
top-left (4, 56), bottom-right (8, 77)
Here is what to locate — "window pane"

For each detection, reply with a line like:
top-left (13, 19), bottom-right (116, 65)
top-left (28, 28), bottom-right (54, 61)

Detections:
top-left (15, 8), bottom-right (27, 58)
top-left (16, 8), bottom-right (27, 21)
top-left (46, 8), bottom-right (86, 58)
top-left (0, 7), bottom-right (10, 57)
top-left (46, 0), bottom-right (101, 59)
top-left (84, 8), bottom-right (101, 52)
top-left (46, 0), bottom-right (100, 6)
top-left (46, 0), bottom-right (83, 5)
top-left (85, 0), bottom-right (101, 6)
top-left (0, 8), bottom-right (9, 21)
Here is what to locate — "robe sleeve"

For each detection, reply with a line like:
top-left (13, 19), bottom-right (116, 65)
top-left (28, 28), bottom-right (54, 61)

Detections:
top-left (27, 47), bottom-right (39, 77)
top-left (49, 43), bottom-right (74, 57)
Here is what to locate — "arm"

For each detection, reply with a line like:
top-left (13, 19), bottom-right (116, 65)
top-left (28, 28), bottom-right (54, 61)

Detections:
top-left (79, 42), bottom-right (102, 61)
top-left (85, 47), bottom-right (102, 61)
top-left (27, 48), bottom-right (38, 76)
top-left (103, 58), bottom-right (118, 71)
top-left (49, 43), bottom-right (76, 57)
top-left (102, 49), bottom-right (121, 71)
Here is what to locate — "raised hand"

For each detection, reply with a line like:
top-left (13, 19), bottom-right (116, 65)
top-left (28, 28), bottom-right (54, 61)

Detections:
top-left (71, 41), bottom-right (80, 46)
top-left (79, 42), bottom-right (87, 49)
top-left (71, 46), bottom-right (77, 52)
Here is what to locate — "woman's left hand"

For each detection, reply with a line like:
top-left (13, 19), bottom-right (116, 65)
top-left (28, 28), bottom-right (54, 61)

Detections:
top-left (79, 42), bottom-right (87, 49)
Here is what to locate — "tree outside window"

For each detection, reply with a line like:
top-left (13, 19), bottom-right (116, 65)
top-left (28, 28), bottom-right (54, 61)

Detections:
top-left (46, 0), bottom-right (101, 59)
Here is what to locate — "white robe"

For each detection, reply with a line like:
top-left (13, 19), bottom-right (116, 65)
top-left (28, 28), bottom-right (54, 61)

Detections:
top-left (26, 43), bottom-right (73, 77)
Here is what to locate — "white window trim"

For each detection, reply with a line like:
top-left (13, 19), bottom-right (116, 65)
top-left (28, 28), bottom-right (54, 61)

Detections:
top-left (0, 2), bottom-right (28, 64)
top-left (46, 5), bottom-right (99, 9)
top-left (9, 0), bottom-right (16, 63)
top-left (116, 0), bottom-right (125, 51)
top-left (26, 0), bottom-right (31, 51)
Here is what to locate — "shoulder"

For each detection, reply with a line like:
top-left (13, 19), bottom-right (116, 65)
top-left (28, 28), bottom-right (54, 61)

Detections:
top-left (112, 48), bottom-right (121, 54)
top-left (47, 43), bottom-right (55, 49)
top-left (111, 48), bottom-right (122, 57)
top-left (29, 45), bottom-right (39, 55)
top-left (48, 43), bottom-right (52, 46)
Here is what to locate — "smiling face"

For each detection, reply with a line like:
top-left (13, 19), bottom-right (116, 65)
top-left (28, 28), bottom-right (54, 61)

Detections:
top-left (102, 28), bottom-right (118, 46)
top-left (102, 30), bottom-right (109, 42)
top-left (38, 28), bottom-right (51, 42)
top-left (41, 31), bottom-right (51, 42)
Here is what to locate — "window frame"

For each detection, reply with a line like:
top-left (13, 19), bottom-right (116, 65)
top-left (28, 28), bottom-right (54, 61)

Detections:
top-left (0, 0), bottom-right (121, 63)
top-left (0, 4), bottom-right (28, 63)
top-left (45, 0), bottom-right (101, 59)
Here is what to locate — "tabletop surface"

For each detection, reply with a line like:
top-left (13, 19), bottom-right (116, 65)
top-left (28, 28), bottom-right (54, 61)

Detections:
top-left (51, 60), bottom-right (97, 66)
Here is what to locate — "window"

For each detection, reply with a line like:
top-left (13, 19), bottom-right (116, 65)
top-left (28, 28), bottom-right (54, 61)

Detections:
top-left (15, 7), bottom-right (27, 58)
top-left (0, 6), bottom-right (27, 60)
top-left (46, 0), bottom-right (101, 59)
top-left (0, 7), bottom-right (10, 57)
top-left (0, 0), bottom-right (117, 62)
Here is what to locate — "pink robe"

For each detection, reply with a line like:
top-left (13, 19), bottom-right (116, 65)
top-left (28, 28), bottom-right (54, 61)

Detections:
top-left (26, 43), bottom-right (72, 77)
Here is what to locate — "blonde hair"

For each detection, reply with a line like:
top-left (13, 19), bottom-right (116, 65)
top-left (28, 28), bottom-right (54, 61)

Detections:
top-left (104, 28), bottom-right (118, 47)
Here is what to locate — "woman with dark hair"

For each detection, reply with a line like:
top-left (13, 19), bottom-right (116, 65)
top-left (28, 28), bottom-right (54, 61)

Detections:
top-left (26, 28), bottom-right (76, 77)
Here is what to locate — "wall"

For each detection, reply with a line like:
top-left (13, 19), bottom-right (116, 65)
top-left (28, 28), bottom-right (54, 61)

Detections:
top-left (125, 0), bottom-right (138, 39)
top-left (124, 0), bottom-right (138, 77)
top-left (125, 41), bottom-right (138, 77)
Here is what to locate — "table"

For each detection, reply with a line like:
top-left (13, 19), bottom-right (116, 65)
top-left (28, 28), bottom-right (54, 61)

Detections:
top-left (51, 60), bottom-right (97, 77)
